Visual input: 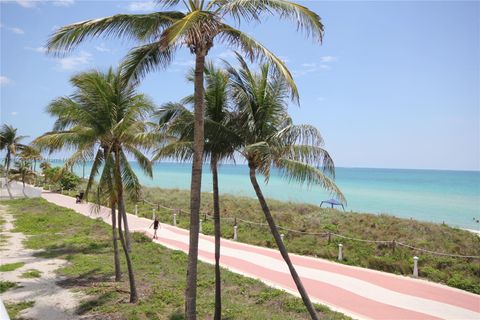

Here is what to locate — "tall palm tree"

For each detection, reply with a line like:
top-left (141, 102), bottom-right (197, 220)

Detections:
top-left (34, 68), bottom-right (155, 303)
top-left (46, 2), bottom-right (323, 316)
top-left (0, 125), bottom-right (27, 199)
top-left (155, 62), bottom-right (239, 319)
top-left (9, 160), bottom-right (37, 197)
top-left (225, 55), bottom-right (345, 320)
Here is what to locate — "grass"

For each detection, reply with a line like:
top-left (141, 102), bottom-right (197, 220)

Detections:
top-left (119, 186), bottom-right (480, 294)
top-left (5, 301), bottom-right (35, 320)
top-left (20, 269), bottom-right (42, 278)
top-left (5, 198), bottom-right (350, 320)
top-left (0, 262), bottom-right (25, 272)
top-left (0, 281), bottom-right (18, 293)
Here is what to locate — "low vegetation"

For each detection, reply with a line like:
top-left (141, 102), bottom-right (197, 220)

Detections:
top-left (20, 269), bottom-right (42, 278)
top-left (4, 198), bottom-right (349, 319)
top-left (122, 186), bottom-right (480, 294)
top-left (0, 262), bottom-right (25, 272)
top-left (0, 281), bottom-right (18, 293)
top-left (5, 301), bottom-right (35, 320)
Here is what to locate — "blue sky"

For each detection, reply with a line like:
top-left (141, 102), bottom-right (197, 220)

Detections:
top-left (0, 0), bottom-right (478, 171)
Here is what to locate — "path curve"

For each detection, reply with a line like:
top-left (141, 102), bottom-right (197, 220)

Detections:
top-left (42, 192), bottom-right (480, 320)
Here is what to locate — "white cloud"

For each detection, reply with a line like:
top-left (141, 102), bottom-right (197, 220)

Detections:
top-left (95, 43), bottom-right (111, 53)
top-left (25, 46), bottom-right (47, 53)
top-left (56, 51), bottom-right (92, 70)
top-left (302, 63), bottom-right (317, 68)
top-left (8, 27), bottom-right (25, 34)
top-left (0, 76), bottom-right (12, 86)
top-left (52, 0), bottom-right (74, 6)
top-left (10, 112), bottom-right (18, 116)
top-left (12, 0), bottom-right (74, 8)
top-left (127, 1), bottom-right (156, 12)
top-left (16, 0), bottom-right (39, 8)
top-left (320, 55), bottom-right (337, 63)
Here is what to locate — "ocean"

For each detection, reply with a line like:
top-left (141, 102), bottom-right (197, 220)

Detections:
top-left (59, 161), bottom-right (480, 230)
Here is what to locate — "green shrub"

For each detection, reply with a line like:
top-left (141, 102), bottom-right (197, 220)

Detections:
top-left (0, 281), bottom-right (17, 293)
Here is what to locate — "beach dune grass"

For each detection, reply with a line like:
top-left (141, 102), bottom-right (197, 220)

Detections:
top-left (4, 198), bottom-right (350, 319)
top-left (124, 186), bottom-right (480, 294)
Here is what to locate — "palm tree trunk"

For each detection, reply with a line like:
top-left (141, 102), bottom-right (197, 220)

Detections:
top-left (211, 156), bottom-right (221, 320)
top-left (4, 154), bottom-right (13, 199)
top-left (117, 199), bottom-right (138, 303)
top-left (248, 162), bottom-right (319, 320)
top-left (122, 206), bottom-right (132, 252)
top-left (114, 148), bottom-right (137, 303)
top-left (22, 178), bottom-right (28, 198)
top-left (185, 50), bottom-right (207, 320)
top-left (111, 202), bottom-right (122, 282)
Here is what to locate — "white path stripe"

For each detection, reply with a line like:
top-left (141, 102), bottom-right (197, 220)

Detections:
top-left (157, 226), bottom-right (480, 320)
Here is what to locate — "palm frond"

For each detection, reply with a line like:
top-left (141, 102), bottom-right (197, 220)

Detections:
top-left (47, 12), bottom-right (184, 54)
top-left (275, 158), bottom-right (345, 203)
top-left (219, 26), bottom-right (298, 102)
top-left (121, 42), bottom-right (176, 85)
top-left (222, 0), bottom-right (323, 42)
top-left (153, 141), bottom-right (194, 162)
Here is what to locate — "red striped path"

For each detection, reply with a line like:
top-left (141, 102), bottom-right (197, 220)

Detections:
top-left (41, 192), bottom-right (480, 320)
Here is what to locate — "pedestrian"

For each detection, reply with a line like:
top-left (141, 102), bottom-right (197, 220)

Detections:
top-left (150, 216), bottom-right (160, 239)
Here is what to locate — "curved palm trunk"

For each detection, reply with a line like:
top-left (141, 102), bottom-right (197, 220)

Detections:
top-left (117, 200), bottom-right (138, 303)
top-left (111, 202), bottom-right (122, 282)
top-left (4, 154), bottom-right (13, 199)
top-left (114, 149), bottom-right (138, 303)
top-left (211, 156), bottom-right (222, 320)
top-left (248, 162), bottom-right (319, 320)
top-left (122, 206), bottom-right (132, 252)
top-left (185, 51), bottom-right (207, 320)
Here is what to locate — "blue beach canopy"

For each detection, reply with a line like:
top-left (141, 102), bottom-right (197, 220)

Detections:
top-left (320, 199), bottom-right (345, 211)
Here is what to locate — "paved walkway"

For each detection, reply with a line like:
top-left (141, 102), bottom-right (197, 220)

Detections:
top-left (41, 192), bottom-right (480, 320)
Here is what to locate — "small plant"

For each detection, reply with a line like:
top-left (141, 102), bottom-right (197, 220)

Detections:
top-left (5, 301), bottom-right (34, 319)
top-left (0, 281), bottom-right (18, 293)
top-left (0, 262), bottom-right (25, 272)
top-left (20, 269), bottom-right (42, 278)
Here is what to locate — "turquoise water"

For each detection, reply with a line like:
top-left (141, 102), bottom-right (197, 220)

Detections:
top-left (60, 161), bottom-right (480, 230)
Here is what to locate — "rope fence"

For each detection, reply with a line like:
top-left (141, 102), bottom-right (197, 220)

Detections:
top-left (134, 197), bottom-right (480, 260)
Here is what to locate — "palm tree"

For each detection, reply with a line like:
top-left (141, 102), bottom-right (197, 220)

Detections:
top-left (0, 125), bottom-right (27, 199)
top-left (225, 55), bottom-right (345, 320)
top-left (9, 160), bottom-right (37, 197)
top-left (34, 68), bottom-right (155, 303)
top-left (20, 146), bottom-right (43, 173)
top-left (46, 2), bottom-right (324, 316)
top-left (155, 62), bottom-right (239, 319)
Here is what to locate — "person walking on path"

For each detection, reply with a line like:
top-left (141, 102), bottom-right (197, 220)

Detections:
top-left (150, 217), bottom-right (160, 239)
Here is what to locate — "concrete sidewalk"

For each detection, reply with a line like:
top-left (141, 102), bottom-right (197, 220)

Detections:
top-left (42, 191), bottom-right (480, 320)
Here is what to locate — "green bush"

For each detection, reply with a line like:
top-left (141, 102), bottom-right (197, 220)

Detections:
top-left (43, 167), bottom-right (80, 190)
top-left (59, 171), bottom-right (81, 190)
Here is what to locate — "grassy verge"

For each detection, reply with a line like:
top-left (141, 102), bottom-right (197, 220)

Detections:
top-left (5, 301), bottom-right (35, 320)
top-left (0, 262), bottom-right (25, 272)
top-left (5, 198), bottom-right (349, 320)
top-left (118, 186), bottom-right (480, 294)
